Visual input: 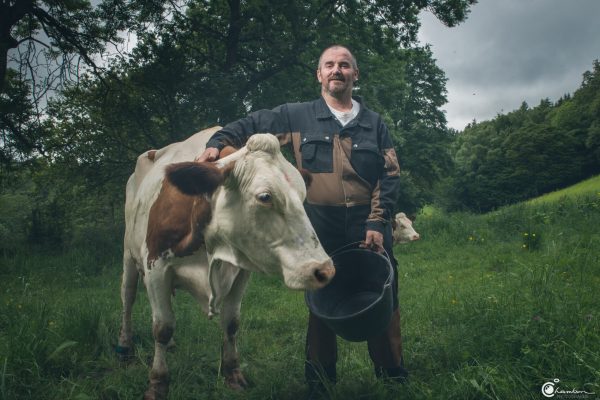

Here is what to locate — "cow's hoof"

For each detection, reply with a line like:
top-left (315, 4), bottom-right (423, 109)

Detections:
top-left (143, 382), bottom-right (169, 400)
top-left (115, 345), bottom-right (134, 362)
top-left (225, 368), bottom-right (249, 390)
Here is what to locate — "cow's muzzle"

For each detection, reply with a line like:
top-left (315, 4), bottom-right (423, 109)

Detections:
top-left (308, 259), bottom-right (335, 289)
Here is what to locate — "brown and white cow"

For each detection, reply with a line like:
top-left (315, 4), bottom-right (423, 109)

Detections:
top-left (392, 212), bottom-right (420, 244)
top-left (118, 127), bottom-right (335, 399)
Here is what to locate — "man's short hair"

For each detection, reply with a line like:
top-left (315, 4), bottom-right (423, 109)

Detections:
top-left (317, 45), bottom-right (358, 70)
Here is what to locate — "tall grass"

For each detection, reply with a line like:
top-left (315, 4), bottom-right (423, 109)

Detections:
top-left (0, 193), bottom-right (598, 399)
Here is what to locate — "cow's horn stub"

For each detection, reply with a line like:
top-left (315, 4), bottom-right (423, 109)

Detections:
top-left (246, 134), bottom-right (279, 155)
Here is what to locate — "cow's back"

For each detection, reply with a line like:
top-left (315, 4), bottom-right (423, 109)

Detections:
top-left (124, 126), bottom-right (222, 262)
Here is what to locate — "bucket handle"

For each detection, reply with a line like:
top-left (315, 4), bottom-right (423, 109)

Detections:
top-left (330, 241), bottom-right (391, 262)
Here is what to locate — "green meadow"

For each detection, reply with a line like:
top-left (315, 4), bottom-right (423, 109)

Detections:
top-left (1, 190), bottom-right (599, 399)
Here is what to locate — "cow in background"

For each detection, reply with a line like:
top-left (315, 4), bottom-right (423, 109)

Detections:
top-left (392, 212), bottom-right (420, 244)
top-left (117, 128), bottom-right (335, 399)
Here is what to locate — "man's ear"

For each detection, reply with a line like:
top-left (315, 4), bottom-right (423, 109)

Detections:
top-left (316, 68), bottom-right (323, 83)
top-left (165, 162), bottom-right (224, 196)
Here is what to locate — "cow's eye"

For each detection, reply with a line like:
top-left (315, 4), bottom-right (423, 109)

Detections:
top-left (256, 192), bottom-right (272, 204)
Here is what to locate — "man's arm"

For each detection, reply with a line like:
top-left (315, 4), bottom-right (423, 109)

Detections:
top-left (364, 120), bottom-right (401, 250)
top-left (196, 105), bottom-right (291, 161)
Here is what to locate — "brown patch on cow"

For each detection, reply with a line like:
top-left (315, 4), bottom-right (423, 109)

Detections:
top-left (147, 150), bottom-right (157, 161)
top-left (172, 196), bottom-right (212, 257)
top-left (145, 180), bottom-right (213, 266)
top-left (299, 168), bottom-right (313, 188)
top-left (219, 146), bottom-right (238, 158)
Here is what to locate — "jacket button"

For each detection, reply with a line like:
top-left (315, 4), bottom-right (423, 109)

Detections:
top-left (353, 144), bottom-right (358, 148)
top-left (325, 136), bottom-right (330, 140)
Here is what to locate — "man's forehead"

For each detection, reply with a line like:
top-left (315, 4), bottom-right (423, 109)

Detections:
top-left (320, 46), bottom-right (353, 64)
top-left (321, 47), bottom-right (353, 63)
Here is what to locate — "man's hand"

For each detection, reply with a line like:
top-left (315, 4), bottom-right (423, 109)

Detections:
top-left (360, 230), bottom-right (384, 253)
top-left (195, 147), bottom-right (220, 162)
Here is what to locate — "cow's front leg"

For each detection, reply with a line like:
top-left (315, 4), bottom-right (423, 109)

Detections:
top-left (117, 256), bottom-right (139, 361)
top-left (144, 270), bottom-right (175, 400)
top-left (219, 268), bottom-right (251, 390)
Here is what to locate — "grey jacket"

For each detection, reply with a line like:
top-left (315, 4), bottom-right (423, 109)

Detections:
top-left (206, 96), bottom-right (401, 234)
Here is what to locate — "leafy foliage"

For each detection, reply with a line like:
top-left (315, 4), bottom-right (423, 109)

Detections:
top-left (0, 0), bottom-right (194, 166)
top-left (1, 0), bottom-right (477, 248)
top-left (41, 0), bottom-right (474, 217)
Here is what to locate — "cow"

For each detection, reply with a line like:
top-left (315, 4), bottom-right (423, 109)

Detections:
top-left (117, 127), bottom-right (335, 399)
top-left (392, 212), bottom-right (420, 244)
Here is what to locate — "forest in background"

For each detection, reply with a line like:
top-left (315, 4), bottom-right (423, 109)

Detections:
top-left (1, 0), bottom-right (599, 253)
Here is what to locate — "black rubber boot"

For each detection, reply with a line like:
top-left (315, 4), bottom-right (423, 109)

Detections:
top-left (305, 362), bottom-right (336, 399)
top-left (374, 364), bottom-right (409, 384)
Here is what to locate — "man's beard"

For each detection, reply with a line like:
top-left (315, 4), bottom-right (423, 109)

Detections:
top-left (325, 76), bottom-right (350, 97)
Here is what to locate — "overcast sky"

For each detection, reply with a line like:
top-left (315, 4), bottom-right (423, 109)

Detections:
top-left (417, 0), bottom-right (600, 131)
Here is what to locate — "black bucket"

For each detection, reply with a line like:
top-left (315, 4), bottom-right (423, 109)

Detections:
top-left (305, 247), bottom-right (394, 342)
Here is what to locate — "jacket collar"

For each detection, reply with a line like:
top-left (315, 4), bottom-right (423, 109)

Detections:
top-left (315, 95), bottom-right (372, 129)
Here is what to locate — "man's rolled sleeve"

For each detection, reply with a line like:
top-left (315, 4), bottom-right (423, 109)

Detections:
top-left (367, 122), bottom-right (400, 232)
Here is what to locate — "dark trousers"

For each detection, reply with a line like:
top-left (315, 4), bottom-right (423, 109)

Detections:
top-left (304, 204), bottom-right (405, 383)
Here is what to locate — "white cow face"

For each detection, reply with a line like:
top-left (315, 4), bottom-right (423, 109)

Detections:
top-left (207, 134), bottom-right (335, 290)
top-left (392, 212), bottom-right (420, 244)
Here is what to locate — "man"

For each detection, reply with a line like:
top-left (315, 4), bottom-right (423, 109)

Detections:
top-left (196, 45), bottom-right (407, 395)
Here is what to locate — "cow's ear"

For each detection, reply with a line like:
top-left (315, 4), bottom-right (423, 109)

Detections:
top-left (166, 162), bottom-right (224, 195)
top-left (299, 168), bottom-right (313, 188)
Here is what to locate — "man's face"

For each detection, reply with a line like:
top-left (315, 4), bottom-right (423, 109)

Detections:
top-left (317, 47), bottom-right (359, 99)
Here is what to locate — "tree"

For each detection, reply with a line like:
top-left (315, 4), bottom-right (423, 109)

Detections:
top-left (0, 70), bottom-right (46, 168)
top-left (2, 0), bottom-right (479, 249)
top-left (45, 0), bottom-right (477, 184)
top-left (0, 0), bottom-right (187, 166)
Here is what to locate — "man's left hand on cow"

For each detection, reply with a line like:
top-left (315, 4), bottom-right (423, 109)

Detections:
top-left (195, 147), bottom-right (220, 162)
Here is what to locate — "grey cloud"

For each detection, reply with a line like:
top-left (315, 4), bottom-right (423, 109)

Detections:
top-left (419, 0), bottom-right (600, 130)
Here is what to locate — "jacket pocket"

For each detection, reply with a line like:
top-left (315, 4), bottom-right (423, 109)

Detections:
top-left (350, 141), bottom-right (384, 186)
top-left (300, 132), bottom-right (333, 173)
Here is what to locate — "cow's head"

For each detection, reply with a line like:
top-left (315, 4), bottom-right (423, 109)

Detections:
top-left (392, 212), bottom-right (420, 244)
top-left (166, 134), bottom-right (334, 290)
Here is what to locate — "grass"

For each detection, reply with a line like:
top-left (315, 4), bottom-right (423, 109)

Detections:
top-left (1, 192), bottom-right (599, 399)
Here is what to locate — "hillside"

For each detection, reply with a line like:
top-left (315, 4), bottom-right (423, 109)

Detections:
top-left (527, 174), bottom-right (600, 205)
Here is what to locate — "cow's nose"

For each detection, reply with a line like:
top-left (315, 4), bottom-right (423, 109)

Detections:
top-left (412, 234), bottom-right (420, 241)
top-left (312, 259), bottom-right (335, 286)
